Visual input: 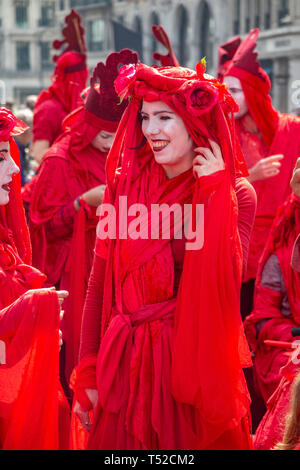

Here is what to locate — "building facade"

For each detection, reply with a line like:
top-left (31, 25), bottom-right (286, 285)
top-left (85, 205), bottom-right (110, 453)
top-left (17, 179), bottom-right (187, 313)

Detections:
top-left (1, 0), bottom-right (299, 112)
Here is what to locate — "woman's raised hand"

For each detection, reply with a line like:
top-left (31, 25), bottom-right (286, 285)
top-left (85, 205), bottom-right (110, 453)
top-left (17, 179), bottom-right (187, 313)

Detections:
top-left (81, 185), bottom-right (106, 208)
top-left (193, 139), bottom-right (225, 178)
top-left (291, 157), bottom-right (300, 198)
top-left (248, 154), bottom-right (283, 183)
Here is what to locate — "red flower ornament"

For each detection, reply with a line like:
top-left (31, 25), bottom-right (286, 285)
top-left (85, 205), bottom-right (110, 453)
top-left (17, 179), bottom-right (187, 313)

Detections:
top-left (185, 81), bottom-right (219, 117)
top-left (114, 63), bottom-right (138, 100)
top-left (0, 107), bottom-right (28, 141)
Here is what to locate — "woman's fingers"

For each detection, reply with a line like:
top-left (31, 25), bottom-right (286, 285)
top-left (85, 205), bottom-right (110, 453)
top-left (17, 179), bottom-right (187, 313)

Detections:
top-left (208, 139), bottom-right (223, 161)
top-left (73, 401), bottom-right (92, 432)
top-left (194, 147), bottom-right (214, 160)
top-left (194, 140), bottom-right (223, 163)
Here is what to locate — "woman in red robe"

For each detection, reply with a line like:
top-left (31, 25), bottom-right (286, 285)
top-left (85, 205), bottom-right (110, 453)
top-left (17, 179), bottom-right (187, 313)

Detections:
top-left (221, 29), bottom-right (300, 320)
top-left (71, 61), bottom-right (257, 450)
top-left (28, 49), bottom-right (139, 389)
top-left (0, 108), bottom-right (70, 449)
top-left (31, 10), bottom-right (88, 165)
top-left (244, 194), bottom-right (300, 405)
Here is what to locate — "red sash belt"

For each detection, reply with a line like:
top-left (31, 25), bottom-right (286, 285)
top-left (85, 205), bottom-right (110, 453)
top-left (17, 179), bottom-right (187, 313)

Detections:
top-left (96, 298), bottom-right (176, 413)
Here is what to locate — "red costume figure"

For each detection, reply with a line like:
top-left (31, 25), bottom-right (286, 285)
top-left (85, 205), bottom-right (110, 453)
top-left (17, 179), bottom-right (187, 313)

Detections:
top-left (221, 29), bottom-right (300, 318)
top-left (31, 9), bottom-right (88, 166)
top-left (0, 108), bottom-right (69, 449)
top-left (28, 50), bottom-right (139, 393)
top-left (151, 25), bottom-right (179, 66)
top-left (71, 61), bottom-right (257, 450)
top-left (244, 194), bottom-right (300, 404)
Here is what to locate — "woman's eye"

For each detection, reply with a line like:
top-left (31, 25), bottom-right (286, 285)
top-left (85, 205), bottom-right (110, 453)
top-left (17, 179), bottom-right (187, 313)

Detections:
top-left (140, 115), bottom-right (148, 121)
top-left (160, 115), bottom-right (171, 121)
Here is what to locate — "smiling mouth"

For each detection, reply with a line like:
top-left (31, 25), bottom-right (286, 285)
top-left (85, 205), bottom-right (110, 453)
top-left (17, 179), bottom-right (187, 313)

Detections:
top-left (151, 141), bottom-right (169, 152)
top-left (2, 183), bottom-right (11, 192)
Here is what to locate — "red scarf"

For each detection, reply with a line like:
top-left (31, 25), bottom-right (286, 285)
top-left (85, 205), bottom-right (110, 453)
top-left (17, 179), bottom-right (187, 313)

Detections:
top-left (0, 289), bottom-right (67, 449)
top-left (35, 52), bottom-right (88, 114)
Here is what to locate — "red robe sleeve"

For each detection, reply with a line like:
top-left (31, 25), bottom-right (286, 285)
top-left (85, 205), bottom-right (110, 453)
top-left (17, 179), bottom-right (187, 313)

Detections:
top-left (235, 177), bottom-right (257, 280)
top-left (33, 98), bottom-right (66, 144)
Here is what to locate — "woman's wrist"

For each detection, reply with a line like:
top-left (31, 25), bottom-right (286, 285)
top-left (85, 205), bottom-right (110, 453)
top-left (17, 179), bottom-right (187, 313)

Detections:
top-left (74, 196), bottom-right (82, 212)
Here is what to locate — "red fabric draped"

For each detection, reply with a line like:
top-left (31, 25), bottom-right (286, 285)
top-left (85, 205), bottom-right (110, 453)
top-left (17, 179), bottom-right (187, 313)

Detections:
top-left (74, 64), bottom-right (252, 449)
top-left (35, 52), bottom-right (88, 115)
top-left (1, 139), bottom-right (32, 266)
top-left (225, 66), bottom-right (278, 148)
top-left (254, 350), bottom-right (300, 450)
top-left (33, 52), bottom-right (88, 144)
top-left (0, 139), bottom-right (70, 448)
top-left (224, 67), bottom-right (300, 281)
top-left (244, 195), bottom-right (300, 402)
top-left (29, 111), bottom-right (109, 382)
top-left (0, 289), bottom-right (69, 449)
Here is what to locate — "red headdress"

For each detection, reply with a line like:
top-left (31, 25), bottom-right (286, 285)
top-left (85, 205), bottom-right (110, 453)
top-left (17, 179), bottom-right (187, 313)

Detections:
top-left (95, 61), bottom-right (251, 447)
top-left (52, 9), bottom-right (86, 62)
top-left (84, 48), bottom-right (139, 132)
top-left (151, 25), bottom-right (179, 67)
top-left (0, 108), bottom-right (31, 265)
top-left (35, 9), bottom-right (88, 113)
top-left (217, 35), bottom-right (242, 81)
top-left (224, 29), bottom-right (278, 146)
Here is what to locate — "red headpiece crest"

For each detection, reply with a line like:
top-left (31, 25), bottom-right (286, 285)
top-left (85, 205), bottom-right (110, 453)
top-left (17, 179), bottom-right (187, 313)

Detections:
top-left (52, 9), bottom-right (87, 73)
top-left (226, 29), bottom-right (270, 90)
top-left (152, 25), bottom-right (179, 67)
top-left (217, 35), bottom-right (242, 80)
top-left (0, 107), bottom-right (28, 142)
top-left (85, 48), bottom-right (139, 123)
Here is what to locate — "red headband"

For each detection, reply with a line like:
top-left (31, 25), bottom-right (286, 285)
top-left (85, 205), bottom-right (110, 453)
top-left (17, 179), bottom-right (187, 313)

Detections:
top-left (0, 107), bottom-right (28, 142)
top-left (115, 61), bottom-right (238, 117)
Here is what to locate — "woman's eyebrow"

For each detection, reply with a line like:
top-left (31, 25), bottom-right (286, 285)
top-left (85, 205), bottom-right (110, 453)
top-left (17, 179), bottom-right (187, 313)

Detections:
top-left (140, 110), bottom-right (175, 116)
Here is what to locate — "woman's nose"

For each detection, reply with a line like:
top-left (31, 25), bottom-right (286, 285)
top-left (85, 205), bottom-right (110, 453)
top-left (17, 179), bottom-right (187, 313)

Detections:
top-left (8, 156), bottom-right (20, 176)
top-left (146, 121), bottom-right (160, 135)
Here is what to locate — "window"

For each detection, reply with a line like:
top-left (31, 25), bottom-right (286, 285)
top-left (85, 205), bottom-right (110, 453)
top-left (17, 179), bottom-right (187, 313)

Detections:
top-left (40, 42), bottom-right (52, 70)
top-left (88, 19), bottom-right (105, 51)
top-left (233, 0), bottom-right (241, 35)
top-left (15, 0), bottom-right (28, 29)
top-left (16, 42), bottom-right (30, 70)
top-left (178, 6), bottom-right (188, 66)
top-left (245, 0), bottom-right (251, 32)
top-left (254, 0), bottom-right (260, 28)
top-left (278, 0), bottom-right (290, 26)
top-left (59, 0), bottom-right (65, 9)
top-left (39, 2), bottom-right (55, 27)
top-left (150, 12), bottom-right (160, 57)
top-left (265, 0), bottom-right (271, 29)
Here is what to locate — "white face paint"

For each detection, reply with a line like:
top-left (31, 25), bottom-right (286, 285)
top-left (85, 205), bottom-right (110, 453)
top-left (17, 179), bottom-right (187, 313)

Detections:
top-left (223, 75), bottom-right (249, 119)
top-left (0, 141), bottom-right (20, 206)
top-left (141, 100), bottom-right (195, 178)
top-left (91, 130), bottom-right (116, 153)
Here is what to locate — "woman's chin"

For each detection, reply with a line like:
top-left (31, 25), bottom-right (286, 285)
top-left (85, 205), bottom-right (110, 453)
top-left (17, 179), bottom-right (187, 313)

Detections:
top-left (0, 192), bottom-right (10, 206)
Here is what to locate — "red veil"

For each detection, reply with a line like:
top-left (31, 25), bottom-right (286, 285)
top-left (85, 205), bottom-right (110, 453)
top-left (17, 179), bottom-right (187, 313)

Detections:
top-left (92, 62), bottom-right (252, 448)
top-left (0, 109), bottom-right (69, 449)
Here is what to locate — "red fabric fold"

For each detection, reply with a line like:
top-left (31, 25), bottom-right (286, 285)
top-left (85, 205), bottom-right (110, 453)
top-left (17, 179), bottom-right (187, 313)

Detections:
top-left (0, 289), bottom-right (68, 449)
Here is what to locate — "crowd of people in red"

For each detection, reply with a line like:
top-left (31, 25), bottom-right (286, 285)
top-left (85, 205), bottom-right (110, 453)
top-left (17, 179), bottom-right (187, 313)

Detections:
top-left (1, 9), bottom-right (300, 451)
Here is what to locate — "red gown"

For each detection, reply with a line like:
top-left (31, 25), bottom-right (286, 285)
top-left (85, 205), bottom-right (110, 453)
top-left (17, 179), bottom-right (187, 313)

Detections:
top-left (73, 158), bottom-right (256, 450)
top-left (236, 113), bottom-right (300, 282)
top-left (28, 120), bottom-right (108, 383)
top-left (244, 196), bottom-right (300, 403)
top-left (0, 186), bottom-right (70, 450)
